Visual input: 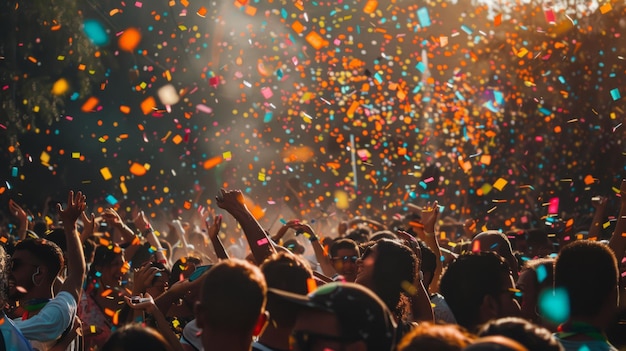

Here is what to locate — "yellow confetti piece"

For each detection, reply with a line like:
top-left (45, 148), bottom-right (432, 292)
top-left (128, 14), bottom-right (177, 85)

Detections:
top-left (51, 78), bottom-right (70, 96)
top-left (516, 48), bottom-right (528, 58)
top-left (222, 151), bottom-right (232, 160)
top-left (493, 178), bottom-right (508, 191)
top-left (401, 280), bottom-right (418, 296)
top-left (90, 325), bottom-right (97, 334)
top-left (258, 172), bottom-right (266, 181)
top-left (72, 152), bottom-right (81, 159)
top-left (100, 167), bottom-right (113, 180)
top-left (40, 151), bottom-right (50, 164)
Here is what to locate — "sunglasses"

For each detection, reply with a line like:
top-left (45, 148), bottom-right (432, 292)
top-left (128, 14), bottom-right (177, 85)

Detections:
top-left (331, 256), bottom-right (358, 263)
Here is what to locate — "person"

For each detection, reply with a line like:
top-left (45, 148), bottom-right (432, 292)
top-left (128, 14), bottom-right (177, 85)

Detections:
top-left (356, 238), bottom-right (433, 330)
top-left (553, 240), bottom-right (619, 351)
top-left (471, 231), bottom-right (519, 279)
top-left (439, 252), bottom-right (521, 332)
top-left (79, 244), bottom-right (129, 349)
top-left (328, 238), bottom-right (360, 282)
top-left (101, 324), bottom-right (172, 351)
top-left (0, 244), bottom-right (35, 350)
top-left (194, 258), bottom-right (268, 351)
top-left (515, 257), bottom-right (555, 329)
top-left (462, 336), bottom-right (528, 351)
top-left (397, 322), bottom-right (475, 351)
top-left (11, 190), bottom-right (86, 351)
top-left (253, 252), bottom-right (313, 351)
top-left (419, 241), bottom-right (457, 324)
top-left (272, 281), bottom-right (397, 351)
top-left (477, 317), bottom-right (563, 351)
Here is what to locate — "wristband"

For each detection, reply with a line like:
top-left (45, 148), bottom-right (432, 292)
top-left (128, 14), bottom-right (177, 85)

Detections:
top-left (308, 235), bottom-right (319, 242)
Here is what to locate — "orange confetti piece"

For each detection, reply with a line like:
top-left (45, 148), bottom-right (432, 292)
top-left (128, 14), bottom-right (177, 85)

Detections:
top-left (584, 174), bottom-right (595, 185)
top-left (292, 20), bottom-right (304, 34)
top-left (129, 162), bottom-right (147, 176)
top-left (203, 156), bottom-right (223, 169)
top-left (494, 13), bottom-right (502, 26)
top-left (363, 0), bottom-right (378, 14)
top-left (100, 289), bottom-right (113, 297)
top-left (180, 0), bottom-right (189, 6)
top-left (305, 31), bottom-right (327, 50)
top-left (119, 105), bottom-right (131, 114)
top-left (81, 97), bottom-right (99, 112)
top-left (307, 278), bottom-right (317, 293)
top-left (118, 28), bottom-right (141, 52)
top-left (140, 96), bottom-right (156, 115)
top-left (599, 3), bottom-right (612, 14)
top-left (245, 5), bottom-right (257, 16)
top-left (197, 6), bottom-right (207, 17)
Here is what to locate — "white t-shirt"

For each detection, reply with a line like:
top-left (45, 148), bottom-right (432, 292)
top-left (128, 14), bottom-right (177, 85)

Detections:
top-left (13, 291), bottom-right (77, 351)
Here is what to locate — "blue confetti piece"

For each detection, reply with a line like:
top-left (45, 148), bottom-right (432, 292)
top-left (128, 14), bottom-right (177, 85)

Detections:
top-left (264, 112), bottom-right (273, 123)
top-left (538, 287), bottom-right (570, 324)
top-left (610, 88), bottom-right (621, 101)
top-left (11, 167), bottom-right (18, 177)
top-left (105, 194), bottom-right (118, 205)
top-left (281, 8), bottom-right (288, 19)
top-left (461, 24), bottom-right (473, 35)
top-left (279, 218), bottom-right (287, 225)
top-left (483, 101), bottom-right (499, 113)
top-left (416, 61), bottom-right (426, 73)
top-left (417, 8), bottom-right (431, 27)
top-left (539, 107), bottom-right (552, 116)
top-left (83, 19), bottom-right (109, 46)
top-left (493, 91), bottom-right (504, 105)
top-left (536, 265), bottom-right (548, 283)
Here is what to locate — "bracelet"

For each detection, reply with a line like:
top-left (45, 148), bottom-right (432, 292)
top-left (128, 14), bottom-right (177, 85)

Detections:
top-left (309, 235), bottom-right (319, 242)
top-left (143, 228), bottom-right (154, 236)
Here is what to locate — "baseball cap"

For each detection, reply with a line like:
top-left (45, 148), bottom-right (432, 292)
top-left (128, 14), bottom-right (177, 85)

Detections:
top-left (270, 281), bottom-right (397, 351)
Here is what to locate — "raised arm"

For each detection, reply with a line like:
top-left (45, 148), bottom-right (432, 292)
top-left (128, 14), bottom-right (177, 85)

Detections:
top-left (588, 196), bottom-right (608, 240)
top-left (9, 199), bottom-right (29, 240)
top-left (206, 214), bottom-right (229, 260)
top-left (134, 210), bottom-right (169, 268)
top-left (609, 180), bottom-right (626, 264)
top-left (216, 189), bottom-right (275, 264)
top-left (56, 190), bottom-right (87, 302)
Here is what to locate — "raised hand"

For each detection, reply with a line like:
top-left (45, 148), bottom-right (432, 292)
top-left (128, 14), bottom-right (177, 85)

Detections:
top-left (57, 191), bottom-right (87, 228)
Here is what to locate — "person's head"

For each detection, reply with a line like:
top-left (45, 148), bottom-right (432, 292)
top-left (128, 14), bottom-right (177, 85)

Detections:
top-left (554, 240), bottom-right (618, 323)
top-left (471, 231), bottom-right (519, 279)
top-left (397, 322), bottom-right (476, 351)
top-left (369, 230), bottom-right (398, 242)
top-left (525, 229), bottom-right (553, 258)
top-left (463, 336), bottom-right (528, 351)
top-left (345, 227), bottom-right (371, 244)
top-left (195, 258), bottom-right (268, 342)
top-left (10, 238), bottom-right (64, 300)
top-left (356, 239), bottom-right (417, 315)
top-left (276, 282), bottom-right (397, 351)
top-left (329, 238), bottom-right (360, 282)
top-left (477, 317), bottom-right (562, 351)
top-left (516, 258), bottom-right (554, 325)
top-left (283, 239), bottom-right (306, 255)
top-left (260, 252), bottom-right (313, 328)
top-left (440, 252), bottom-right (521, 332)
top-left (88, 245), bottom-right (126, 288)
top-left (101, 324), bottom-right (171, 351)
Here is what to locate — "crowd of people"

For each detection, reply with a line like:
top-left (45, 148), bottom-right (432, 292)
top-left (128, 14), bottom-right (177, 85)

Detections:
top-left (0, 181), bottom-right (625, 351)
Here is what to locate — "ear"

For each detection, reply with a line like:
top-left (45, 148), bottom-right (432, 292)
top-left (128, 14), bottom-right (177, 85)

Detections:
top-left (252, 310), bottom-right (269, 337)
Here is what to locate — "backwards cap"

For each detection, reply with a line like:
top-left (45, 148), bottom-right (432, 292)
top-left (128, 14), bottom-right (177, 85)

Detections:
top-left (270, 281), bottom-right (397, 351)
